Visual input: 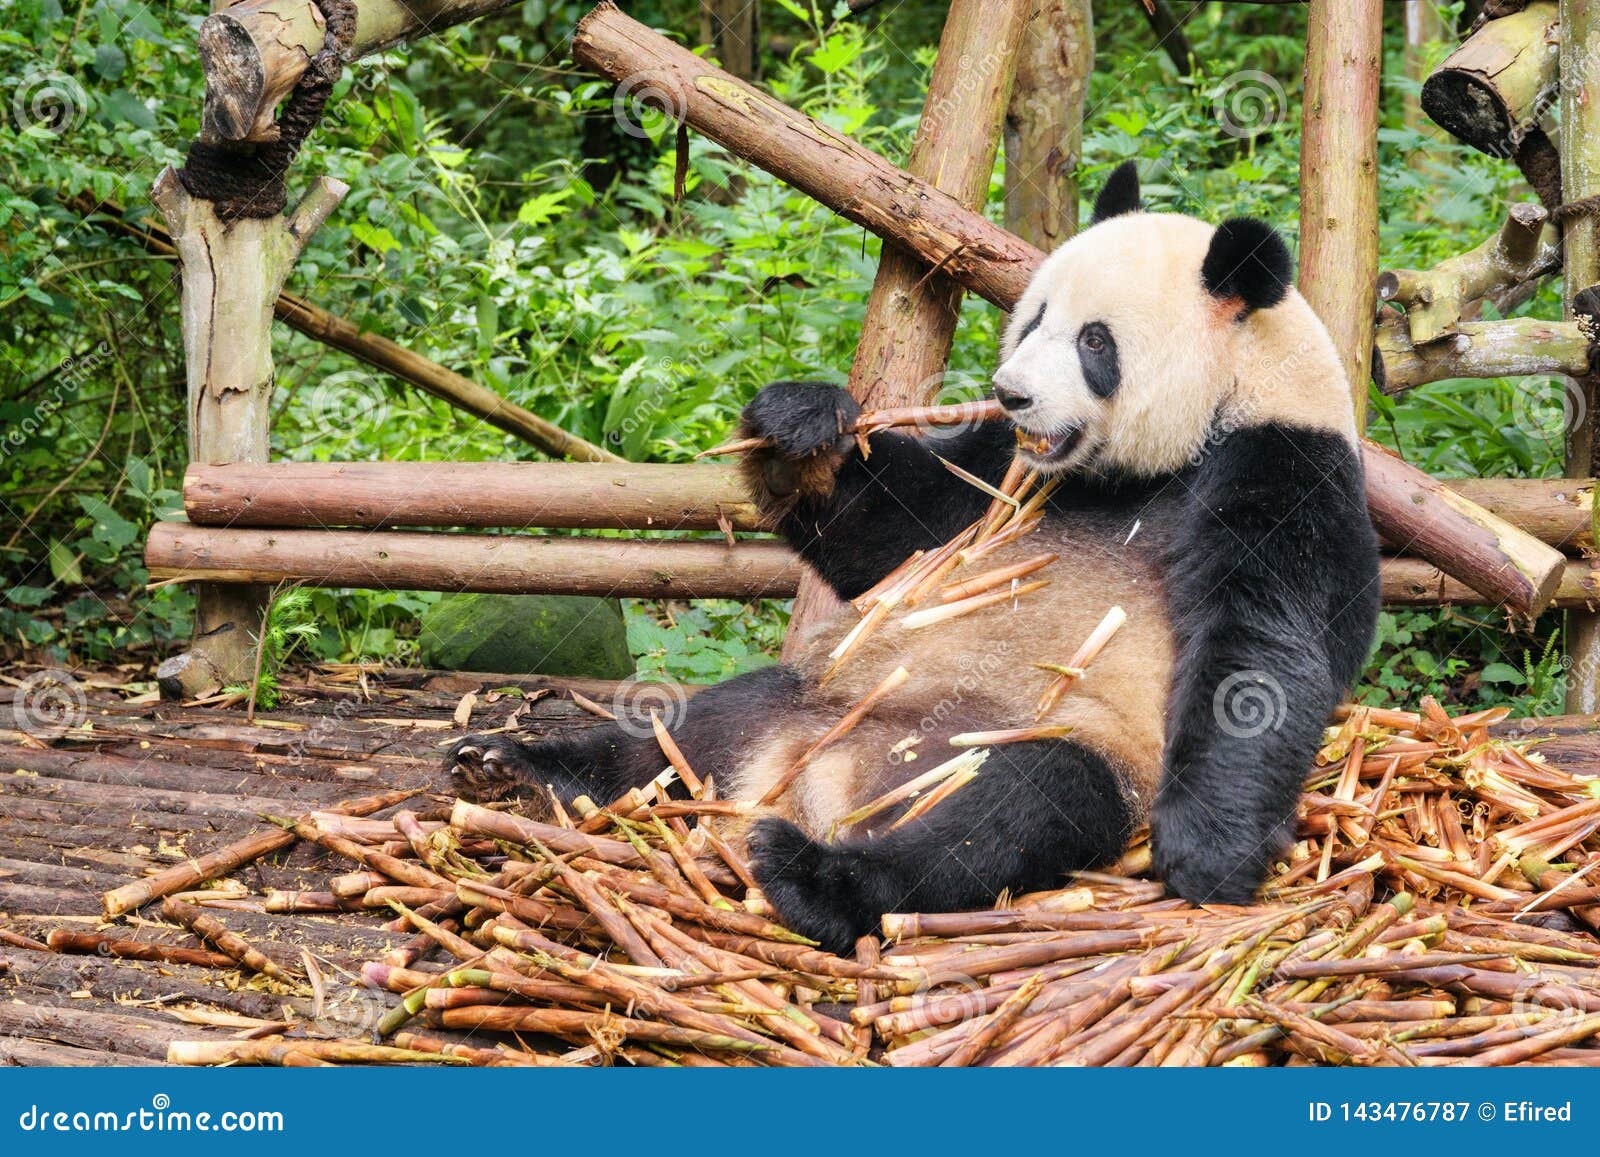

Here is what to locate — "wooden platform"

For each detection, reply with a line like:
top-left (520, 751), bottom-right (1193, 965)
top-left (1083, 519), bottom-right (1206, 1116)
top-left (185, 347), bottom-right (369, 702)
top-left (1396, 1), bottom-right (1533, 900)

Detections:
top-left (4, 663), bottom-right (1600, 1066)
top-left (0, 663), bottom-right (620, 1066)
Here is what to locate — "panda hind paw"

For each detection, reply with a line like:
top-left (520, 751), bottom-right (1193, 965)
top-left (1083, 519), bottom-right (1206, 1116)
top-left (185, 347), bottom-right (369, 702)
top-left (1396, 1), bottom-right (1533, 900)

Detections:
top-left (443, 733), bottom-right (542, 803)
top-left (747, 818), bottom-right (871, 955)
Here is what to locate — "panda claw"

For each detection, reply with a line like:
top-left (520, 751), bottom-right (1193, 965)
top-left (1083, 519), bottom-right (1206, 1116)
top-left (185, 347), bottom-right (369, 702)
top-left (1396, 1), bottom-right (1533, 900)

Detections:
top-left (747, 819), bottom-right (872, 955)
top-left (444, 733), bottom-right (540, 803)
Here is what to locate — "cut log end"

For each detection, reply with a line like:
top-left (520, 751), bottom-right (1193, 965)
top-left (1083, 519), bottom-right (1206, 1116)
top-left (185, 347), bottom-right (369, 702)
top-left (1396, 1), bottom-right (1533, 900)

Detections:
top-left (197, 16), bottom-right (274, 144)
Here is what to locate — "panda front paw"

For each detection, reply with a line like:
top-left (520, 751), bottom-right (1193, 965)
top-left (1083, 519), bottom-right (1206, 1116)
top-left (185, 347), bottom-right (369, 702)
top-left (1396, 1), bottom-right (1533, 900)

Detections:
top-left (1150, 815), bottom-right (1267, 906)
top-left (747, 818), bottom-right (874, 955)
top-left (741, 381), bottom-right (862, 459)
top-left (444, 733), bottom-right (544, 803)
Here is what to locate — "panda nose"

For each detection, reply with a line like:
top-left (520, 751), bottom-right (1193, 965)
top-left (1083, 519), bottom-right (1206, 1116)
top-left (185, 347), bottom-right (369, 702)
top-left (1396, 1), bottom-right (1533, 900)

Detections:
top-left (992, 384), bottom-right (1033, 412)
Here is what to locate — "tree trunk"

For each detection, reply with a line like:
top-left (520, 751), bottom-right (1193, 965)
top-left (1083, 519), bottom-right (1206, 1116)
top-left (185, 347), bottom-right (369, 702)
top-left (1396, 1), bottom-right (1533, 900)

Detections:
top-left (1004, 0), bottom-right (1093, 251)
top-left (151, 168), bottom-right (345, 700)
top-left (784, 0), bottom-right (1029, 657)
top-left (1560, 0), bottom-right (1600, 711)
top-left (1300, 0), bottom-right (1384, 423)
top-left (1403, 0), bottom-right (1448, 169)
top-left (145, 525), bottom-right (803, 600)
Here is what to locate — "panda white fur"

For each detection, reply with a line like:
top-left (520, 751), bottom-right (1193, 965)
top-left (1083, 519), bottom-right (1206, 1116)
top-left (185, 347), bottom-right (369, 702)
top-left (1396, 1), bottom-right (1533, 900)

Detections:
top-left (447, 163), bottom-right (1381, 953)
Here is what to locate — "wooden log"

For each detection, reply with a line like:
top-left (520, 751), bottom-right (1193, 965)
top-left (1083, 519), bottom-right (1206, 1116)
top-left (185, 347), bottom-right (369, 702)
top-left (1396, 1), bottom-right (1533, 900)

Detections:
top-left (572, 1), bottom-right (1565, 614)
top-left (570, 2), bottom-right (1042, 312)
top-left (151, 167), bottom-right (345, 699)
top-left (786, 0), bottom-right (1027, 658)
top-left (1561, 0), bottom-right (1600, 711)
top-left (183, 461), bottom-right (759, 530)
top-left (1299, 0), bottom-right (1384, 421)
top-left (1373, 312), bottom-right (1592, 394)
top-left (146, 524), bottom-right (803, 599)
top-left (200, 0), bottom-right (520, 142)
top-left (1377, 202), bottom-right (1560, 344)
top-left (1421, 1), bottom-right (1560, 158)
top-left (1005, 0), bottom-right (1093, 251)
top-left (1381, 555), bottom-right (1598, 607)
top-left (1435, 477), bottom-right (1593, 551)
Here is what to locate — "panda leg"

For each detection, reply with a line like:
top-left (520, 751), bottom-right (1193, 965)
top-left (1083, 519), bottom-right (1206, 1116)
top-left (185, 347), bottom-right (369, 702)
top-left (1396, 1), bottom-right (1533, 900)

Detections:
top-left (445, 665), bottom-right (808, 808)
top-left (748, 739), bottom-right (1135, 954)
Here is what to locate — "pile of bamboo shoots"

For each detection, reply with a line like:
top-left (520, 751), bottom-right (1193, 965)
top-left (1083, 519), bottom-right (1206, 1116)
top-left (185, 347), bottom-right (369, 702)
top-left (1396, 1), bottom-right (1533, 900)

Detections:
top-left (78, 692), bottom-right (1594, 1066)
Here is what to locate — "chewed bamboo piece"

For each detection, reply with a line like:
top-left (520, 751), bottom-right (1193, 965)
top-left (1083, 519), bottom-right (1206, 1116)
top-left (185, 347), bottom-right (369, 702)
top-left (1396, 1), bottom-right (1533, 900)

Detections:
top-left (899, 579), bottom-right (1050, 630)
top-left (836, 749), bottom-right (990, 831)
top-left (1034, 604), bottom-right (1128, 719)
top-left (949, 724), bottom-right (1073, 747)
top-left (695, 399), bottom-right (1007, 458)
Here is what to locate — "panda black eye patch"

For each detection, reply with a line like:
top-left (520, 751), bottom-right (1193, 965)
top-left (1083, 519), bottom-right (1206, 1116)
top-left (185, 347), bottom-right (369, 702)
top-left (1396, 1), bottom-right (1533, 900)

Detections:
top-left (1017, 303), bottom-right (1046, 344)
top-left (1077, 322), bottom-right (1120, 398)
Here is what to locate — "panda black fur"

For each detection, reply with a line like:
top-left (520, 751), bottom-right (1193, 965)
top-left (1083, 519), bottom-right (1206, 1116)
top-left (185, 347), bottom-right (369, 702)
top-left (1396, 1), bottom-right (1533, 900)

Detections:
top-left (446, 163), bottom-right (1382, 953)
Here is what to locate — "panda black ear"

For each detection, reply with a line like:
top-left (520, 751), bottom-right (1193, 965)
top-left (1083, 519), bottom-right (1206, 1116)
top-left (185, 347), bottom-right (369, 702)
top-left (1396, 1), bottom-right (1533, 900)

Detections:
top-left (1089, 161), bottom-right (1142, 226)
top-left (1201, 217), bottom-right (1293, 316)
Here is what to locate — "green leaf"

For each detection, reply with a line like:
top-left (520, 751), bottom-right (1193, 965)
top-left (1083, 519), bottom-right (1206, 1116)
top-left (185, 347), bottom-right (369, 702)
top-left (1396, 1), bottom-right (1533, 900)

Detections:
top-left (77, 495), bottom-right (137, 549)
top-left (1479, 663), bottom-right (1527, 687)
top-left (47, 540), bottom-right (82, 585)
top-left (350, 221), bottom-right (402, 253)
top-left (517, 188), bottom-right (573, 228)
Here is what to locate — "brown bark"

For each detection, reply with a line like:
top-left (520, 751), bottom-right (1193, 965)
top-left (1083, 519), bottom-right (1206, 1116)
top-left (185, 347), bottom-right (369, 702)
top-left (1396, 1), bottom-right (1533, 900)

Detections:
top-left (146, 524), bottom-right (802, 599)
top-left (1382, 555), bottom-right (1598, 606)
top-left (1300, 0), bottom-right (1384, 422)
top-left (1005, 0), bottom-right (1093, 251)
top-left (184, 461), bottom-right (758, 530)
top-left (787, 0), bottom-right (1028, 657)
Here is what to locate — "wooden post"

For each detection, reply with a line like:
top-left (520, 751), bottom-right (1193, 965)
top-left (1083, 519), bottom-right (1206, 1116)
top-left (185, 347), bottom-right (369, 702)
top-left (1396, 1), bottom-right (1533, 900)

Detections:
top-left (1561, 0), bottom-right (1600, 712)
top-left (200, 0), bottom-right (520, 141)
top-left (1299, 0), bottom-right (1384, 425)
top-left (782, 0), bottom-right (1029, 656)
top-left (1004, 0), bottom-right (1093, 251)
top-left (151, 168), bottom-right (345, 699)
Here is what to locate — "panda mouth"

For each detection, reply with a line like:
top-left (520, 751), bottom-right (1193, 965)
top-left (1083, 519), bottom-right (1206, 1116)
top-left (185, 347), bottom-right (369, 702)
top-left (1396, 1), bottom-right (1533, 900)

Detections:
top-left (1015, 425), bottom-right (1084, 464)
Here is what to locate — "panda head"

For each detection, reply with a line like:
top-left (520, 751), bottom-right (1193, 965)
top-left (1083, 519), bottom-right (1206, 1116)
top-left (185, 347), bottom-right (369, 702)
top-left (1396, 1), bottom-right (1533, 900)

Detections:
top-left (994, 161), bottom-right (1315, 478)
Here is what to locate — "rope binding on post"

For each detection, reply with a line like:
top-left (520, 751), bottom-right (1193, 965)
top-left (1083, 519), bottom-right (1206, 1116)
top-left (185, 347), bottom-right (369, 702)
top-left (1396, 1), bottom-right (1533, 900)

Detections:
top-left (177, 0), bottom-right (358, 222)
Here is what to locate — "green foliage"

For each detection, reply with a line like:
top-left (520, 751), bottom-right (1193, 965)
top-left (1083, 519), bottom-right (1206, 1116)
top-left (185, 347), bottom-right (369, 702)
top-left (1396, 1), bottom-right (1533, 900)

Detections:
top-left (228, 585), bottom-right (321, 711)
top-left (0, 1), bottom-right (1579, 713)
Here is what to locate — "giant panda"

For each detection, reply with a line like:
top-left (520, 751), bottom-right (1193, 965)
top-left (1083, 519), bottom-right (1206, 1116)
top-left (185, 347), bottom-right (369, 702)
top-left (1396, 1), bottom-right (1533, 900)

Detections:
top-left (446, 163), bottom-right (1381, 953)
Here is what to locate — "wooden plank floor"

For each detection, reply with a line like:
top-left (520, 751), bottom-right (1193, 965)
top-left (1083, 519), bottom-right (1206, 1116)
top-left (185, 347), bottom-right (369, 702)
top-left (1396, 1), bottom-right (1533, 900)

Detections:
top-left (0, 663), bottom-right (617, 1066)
top-left (3, 662), bottom-right (1600, 1066)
